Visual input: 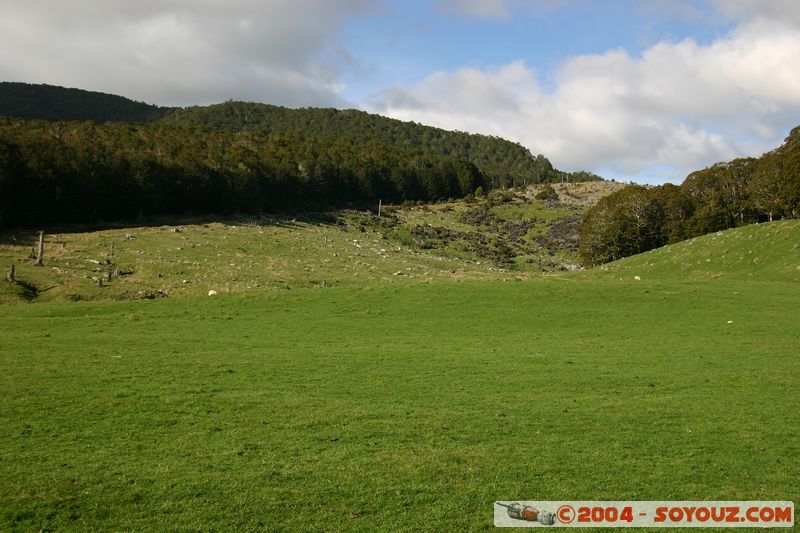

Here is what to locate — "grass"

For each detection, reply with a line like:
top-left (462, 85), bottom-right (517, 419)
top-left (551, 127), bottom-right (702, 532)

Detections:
top-left (1, 207), bottom-right (798, 530)
top-left (490, 200), bottom-right (579, 224)
top-left (1, 277), bottom-right (798, 530)
top-left (592, 219), bottom-right (800, 283)
top-left (0, 215), bottom-right (500, 304)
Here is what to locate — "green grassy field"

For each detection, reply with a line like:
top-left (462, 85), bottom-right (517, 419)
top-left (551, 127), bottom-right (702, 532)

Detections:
top-left (0, 182), bottom-right (621, 305)
top-left (1, 218), bottom-right (798, 530)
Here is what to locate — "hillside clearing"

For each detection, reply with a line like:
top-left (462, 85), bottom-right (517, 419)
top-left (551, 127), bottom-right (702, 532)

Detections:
top-left (0, 182), bottom-right (623, 304)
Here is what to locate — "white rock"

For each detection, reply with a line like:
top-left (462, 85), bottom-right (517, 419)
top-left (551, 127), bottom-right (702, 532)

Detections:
top-left (208, 290), bottom-right (218, 296)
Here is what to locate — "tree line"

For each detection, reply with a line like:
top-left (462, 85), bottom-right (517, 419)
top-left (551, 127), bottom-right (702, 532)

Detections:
top-left (0, 83), bottom-right (605, 228)
top-left (580, 126), bottom-right (800, 265)
top-left (0, 118), bottom-right (486, 227)
top-left (0, 83), bottom-right (602, 190)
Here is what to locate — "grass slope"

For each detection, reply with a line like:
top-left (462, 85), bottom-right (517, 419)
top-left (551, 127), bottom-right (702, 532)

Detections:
top-left (591, 219), bottom-right (800, 283)
top-left (0, 183), bottom-right (623, 304)
top-left (1, 280), bottom-right (797, 530)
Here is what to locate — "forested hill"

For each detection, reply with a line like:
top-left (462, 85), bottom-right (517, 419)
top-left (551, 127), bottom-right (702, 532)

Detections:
top-left (0, 118), bottom-right (488, 226)
top-left (0, 83), bottom-right (600, 188)
top-left (161, 102), bottom-right (598, 187)
top-left (0, 82), bottom-right (169, 123)
top-left (0, 82), bottom-right (605, 227)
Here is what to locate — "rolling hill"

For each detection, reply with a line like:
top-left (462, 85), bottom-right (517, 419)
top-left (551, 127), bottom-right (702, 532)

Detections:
top-left (580, 126), bottom-right (800, 265)
top-left (0, 82), bottom-right (596, 192)
top-left (591, 219), bottom-right (800, 283)
top-left (160, 101), bottom-right (595, 187)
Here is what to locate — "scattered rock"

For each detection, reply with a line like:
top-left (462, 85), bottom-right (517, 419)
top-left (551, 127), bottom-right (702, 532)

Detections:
top-left (208, 290), bottom-right (218, 296)
top-left (634, 275), bottom-right (641, 281)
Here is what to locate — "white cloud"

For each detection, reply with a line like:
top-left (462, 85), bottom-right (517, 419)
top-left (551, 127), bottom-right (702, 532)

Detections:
top-left (0, 0), bottom-right (373, 107)
top-left (437, 0), bottom-right (567, 20)
top-left (438, 0), bottom-right (512, 19)
top-left (366, 16), bottom-right (800, 183)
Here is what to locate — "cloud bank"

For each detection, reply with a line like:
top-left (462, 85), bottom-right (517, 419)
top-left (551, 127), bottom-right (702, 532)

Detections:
top-left (0, 0), bottom-right (372, 107)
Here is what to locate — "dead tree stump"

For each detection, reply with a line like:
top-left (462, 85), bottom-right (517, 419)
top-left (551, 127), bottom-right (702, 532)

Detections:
top-left (5, 264), bottom-right (14, 282)
top-left (35, 231), bottom-right (45, 266)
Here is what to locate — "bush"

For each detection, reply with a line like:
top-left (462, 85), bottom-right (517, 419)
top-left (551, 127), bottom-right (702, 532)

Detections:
top-left (535, 184), bottom-right (560, 202)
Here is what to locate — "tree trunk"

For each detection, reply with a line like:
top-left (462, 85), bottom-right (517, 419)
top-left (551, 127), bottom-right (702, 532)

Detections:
top-left (5, 264), bottom-right (14, 282)
top-left (35, 231), bottom-right (45, 266)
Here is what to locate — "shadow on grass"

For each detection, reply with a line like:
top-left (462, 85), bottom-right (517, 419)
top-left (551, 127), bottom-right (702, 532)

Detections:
top-left (4, 278), bottom-right (48, 302)
top-left (0, 211), bottom-right (354, 245)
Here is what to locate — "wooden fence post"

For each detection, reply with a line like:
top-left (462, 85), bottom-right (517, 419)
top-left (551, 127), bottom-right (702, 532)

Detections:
top-left (35, 231), bottom-right (45, 266)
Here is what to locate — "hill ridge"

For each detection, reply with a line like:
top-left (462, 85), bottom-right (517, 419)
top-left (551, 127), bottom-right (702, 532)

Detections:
top-left (0, 81), bottom-right (168, 123)
top-left (0, 82), bottom-right (600, 188)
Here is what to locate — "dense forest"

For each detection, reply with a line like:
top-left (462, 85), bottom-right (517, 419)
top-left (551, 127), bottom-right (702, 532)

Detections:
top-left (0, 118), bottom-right (485, 226)
top-left (161, 102), bottom-right (600, 187)
top-left (580, 126), bottom-right (800, 265)
top-left (0, 83), bottom-right (604, 227)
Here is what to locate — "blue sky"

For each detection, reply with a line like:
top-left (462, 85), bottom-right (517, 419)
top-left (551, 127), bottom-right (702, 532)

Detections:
top-left (1, 0), bottom-right (799, 184)
top-left (339, 1), bottom-right (733, 102)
